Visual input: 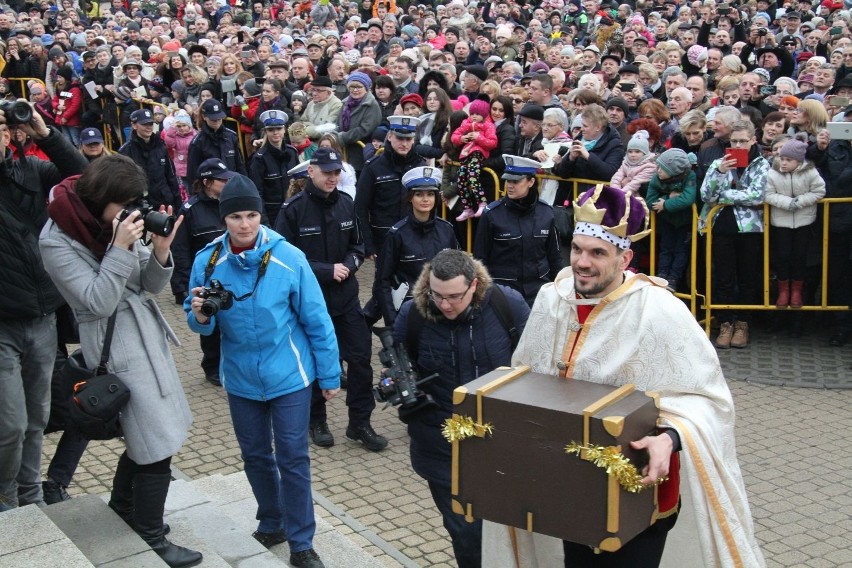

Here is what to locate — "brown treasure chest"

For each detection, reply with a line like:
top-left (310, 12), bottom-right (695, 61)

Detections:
top-left (449, 366), bottom-right (661, 552)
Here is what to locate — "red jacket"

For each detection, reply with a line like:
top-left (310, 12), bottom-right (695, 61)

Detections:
top-left (52, 82), bottom-right (83, 127)
top-left (451, 117), bottom-right (499, 159)
top-left (231, 97), bottom-right (259, 135)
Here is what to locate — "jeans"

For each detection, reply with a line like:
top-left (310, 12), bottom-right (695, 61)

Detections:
top-left (228, 386), bottom-right (315, 553)
top-left (0, 315), bottom-right (57, 508)
top-left (60, 125), bottom-right (80, 146)
top-left (428, 481), bottom-right (482, 568)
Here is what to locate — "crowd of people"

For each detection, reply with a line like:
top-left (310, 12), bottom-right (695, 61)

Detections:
top-left (1, 0), bottom-right (850, 566)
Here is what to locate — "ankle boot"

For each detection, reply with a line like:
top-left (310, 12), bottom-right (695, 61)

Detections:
top-left (715, 322), bottom-right (734, 349)
top-left (133, 473), bottom-right (202, 568)
top-left (775, 280), bottom-right (790, 308)
top-left (790, 280), bottom-right (804, 308)
top-left (109, 455), bottom-right (170, 535)
top-left (730, 321), bottom-right (749, 348)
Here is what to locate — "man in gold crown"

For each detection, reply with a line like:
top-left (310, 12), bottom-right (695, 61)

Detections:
top-left (482, 185), bottom-right (765, 568)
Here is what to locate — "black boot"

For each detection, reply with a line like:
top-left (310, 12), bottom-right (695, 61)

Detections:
top-left (133, 473), bottom-right (202, 568)
top-left (108, 454), bottom-right (170, 535)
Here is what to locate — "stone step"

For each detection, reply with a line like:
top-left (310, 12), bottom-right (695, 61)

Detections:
top-left (164, 478), bottom-right (286, 567)
top-left (42, 495), bottom-right (166, 567)
top-left (190, 472), bottom-right (390, 568)
top-left (0, 504), bottom-right (95, 568)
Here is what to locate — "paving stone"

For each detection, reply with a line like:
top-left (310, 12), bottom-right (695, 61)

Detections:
top-left (0, 538), bottom-right (95, 568)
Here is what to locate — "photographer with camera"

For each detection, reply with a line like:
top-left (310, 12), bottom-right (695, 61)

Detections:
top-left (0, 101), bottom-right (87, 512)
top-left (186, 174), bottom-right (339, 568)
top-left (40, 154), bottom-right (203, 568)
top-left (392, 249), bottom-right (530, 568)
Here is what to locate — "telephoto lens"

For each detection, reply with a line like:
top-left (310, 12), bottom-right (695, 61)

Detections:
top-left (0, 100), bottom-right (33, 125)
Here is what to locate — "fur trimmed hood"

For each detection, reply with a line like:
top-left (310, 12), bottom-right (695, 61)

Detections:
top-left (411, 255), bottom-right (493, 322)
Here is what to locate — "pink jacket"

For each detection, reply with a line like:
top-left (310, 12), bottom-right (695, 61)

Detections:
top-left (451, 117), bottom-right (499, 159)
top-left (610, 154), bottom-right (657, 194)
top-left (163, 125), bottom-right (197, 178)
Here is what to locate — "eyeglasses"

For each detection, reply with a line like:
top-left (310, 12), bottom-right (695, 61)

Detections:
top-left (348, 84), bottom-right (366, 91)
top-left (511, 98), bottom-right (524, 103)
top-left (428, 282), bottom-right (472, 305)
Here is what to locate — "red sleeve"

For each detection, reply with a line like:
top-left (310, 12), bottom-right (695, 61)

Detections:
top-left (478, 121), bottom-right (499, 152)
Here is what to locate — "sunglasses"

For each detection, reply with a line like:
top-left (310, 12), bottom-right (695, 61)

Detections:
top-left (511, 98), bottom-right (524, 103)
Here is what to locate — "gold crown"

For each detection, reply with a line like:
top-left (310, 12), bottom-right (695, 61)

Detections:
top-left (572, 184), bottom-right (651, 242)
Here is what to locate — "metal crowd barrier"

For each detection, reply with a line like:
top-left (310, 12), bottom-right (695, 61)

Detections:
top-left (700, 199), bottom-right (852, 336)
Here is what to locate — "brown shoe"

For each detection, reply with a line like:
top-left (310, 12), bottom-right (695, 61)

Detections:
top-left (715, 322), bottom-right (734, 349)
top-left (730, 321), bottom-right (749, 348)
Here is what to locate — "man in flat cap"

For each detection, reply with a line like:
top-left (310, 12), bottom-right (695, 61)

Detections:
top-left (483, 185), bottom-right (766, 568)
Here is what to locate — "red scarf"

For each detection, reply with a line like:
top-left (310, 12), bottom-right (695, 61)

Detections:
top-left (47, 176), bottom-right (114, 260)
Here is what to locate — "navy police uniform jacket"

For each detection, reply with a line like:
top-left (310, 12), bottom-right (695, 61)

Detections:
top-left (354, 143), bottom-right (425, 256)
top-left (274, 181), bottom-right (365, 316)
top-left (118, 131), bottom-right (181, 211)
top-left (170, 190), bottom-right (225, 298)
top-left (248, 142), bottom-right (300, 227)
top-left (186, 123), bottom-right (247, 186)
top-left (473, 190), bottom-right (564, 305)
top-left (373, 212), bottom-right (460, 326)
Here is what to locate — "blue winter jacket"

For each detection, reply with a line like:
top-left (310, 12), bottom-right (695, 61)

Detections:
top-left (186, 226), bottom-right (341, 400)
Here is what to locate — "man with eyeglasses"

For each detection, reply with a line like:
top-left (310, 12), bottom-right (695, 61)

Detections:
top-left (302, 76), bottom-right (342, 140)
top-left (392, 249), bottom-right (529, 568)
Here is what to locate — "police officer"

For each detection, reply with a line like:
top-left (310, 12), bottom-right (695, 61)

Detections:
top-left (473, 155), bottom-right (564, 306)
top-left (274, 147), bottom-right (387, 452)
top-left (118, 108), bottom-right (181, 211)
top-left (354, 115), bottom-right (426, 258)
top-left (186, 98), bottom-right (247, 186)
top-left (171, 159), bottom-right (236, 385)
top-left (374, 166), bottom-right (460, 326)
top-left (248, 110), bottom-right (300, 226)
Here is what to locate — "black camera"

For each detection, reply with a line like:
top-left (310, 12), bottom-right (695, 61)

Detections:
top-left (524, 41), bottom-right (535, 52)
top-left (0, 100), bottom-right (33, 126)
top-left (757, 27), bottom-right (768, 36)
top-left (118, 197), bottom-right (176, 238)
top-left (371, 326), bottom-right (438, 423)
top-left (198, 280), bottom-right (234, 316)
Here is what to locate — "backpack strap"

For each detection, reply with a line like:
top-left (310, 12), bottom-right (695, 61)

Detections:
top-left (488, 286), bottom-right (520, 351)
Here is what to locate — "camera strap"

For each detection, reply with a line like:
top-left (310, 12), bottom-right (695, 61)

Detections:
top-left (203, 242), bottom-right (271, 300)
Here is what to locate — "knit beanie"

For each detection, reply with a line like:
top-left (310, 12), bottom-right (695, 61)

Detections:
top-left (468, 99), bottom-right (491, 118)
top-left (219, 174), bottom-right (263, 219)
top-left (171, 80), bottom-right (186, 96)
top-left (243, 78), bottom-right (262, 97)
top-left (347, 71), bottom-right (373, 90)
top-left (627, 130), bottom-right (650, 156)
top-left (174, 110), bottom-right (193, 126)
top-left (780, 134), bottom-right (808, 163)
top-left (687, 45), bottom-right (708, 67)
top-left (401, 25), bottom-right (420, 38)
top-left (48, 45), bottom-right (65, 59)
top-left (529, 61), bottom-right (550, 74)
top-left (656, 148), bottom-right (695, 178)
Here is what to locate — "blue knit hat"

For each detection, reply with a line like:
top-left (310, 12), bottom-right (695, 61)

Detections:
top-left (347, 71), bottom-right (372, 90)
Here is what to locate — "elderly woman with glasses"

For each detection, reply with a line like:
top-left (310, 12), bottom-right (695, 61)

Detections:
top-left (337, 71), bottom-right (381, 172)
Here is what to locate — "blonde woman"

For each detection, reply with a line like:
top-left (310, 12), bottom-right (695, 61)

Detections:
top-left (788, 99), bottom-right (828, 142)
top-left (716, 54), bottom-right (746, 80)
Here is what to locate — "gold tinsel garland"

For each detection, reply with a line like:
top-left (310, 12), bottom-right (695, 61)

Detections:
top-left (565, 442), bottom-right (668, 494)
top-left (442, 415), bottom-right (493, 442)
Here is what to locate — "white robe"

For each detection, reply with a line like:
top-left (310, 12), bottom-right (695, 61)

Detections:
top-left (482, 268), bottom-right (766, 568)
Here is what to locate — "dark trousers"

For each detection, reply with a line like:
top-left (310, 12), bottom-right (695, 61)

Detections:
top-left (428, 481), bottom-right (482, 568)
top-left (46, 427), bottom-right (89, 487)
top-left (657, 220), bottom-right (690, 282)
top-left (711, 231), bottom-right (762, 324)
top-left (827, 231), bottom-right (852, 332)
top-left (199, 322), bottom-right (221, 376)
top-left (310, 308), bottom-right (375, 427)
top-left (563, 511), bottom-right (678, 568)
top-left (771, 225), bottom-right (812, 281)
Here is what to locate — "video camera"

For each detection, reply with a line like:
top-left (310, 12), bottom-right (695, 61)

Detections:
top-left (118, 197), bottom-right (176, 238)
top-left (371, 326), bottom-right (438, 423)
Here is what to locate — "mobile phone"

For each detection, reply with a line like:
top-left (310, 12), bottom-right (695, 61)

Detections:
top-left (725, 148), bottom-right (749, 167)
top-left (830, 27), bottom-right (842, 36)
top-left (827, 121), bottom-right (852, 140)
top-left (759, 85), bottom-right (777, 96)
top-left (620, 82), bottom-right (635, 91)
top-left (829, 95), bottom-right (850, 107)
top-left (718, 6), bottom-right (730, 14)
top-left (239, 50), bottom-right (252, 58)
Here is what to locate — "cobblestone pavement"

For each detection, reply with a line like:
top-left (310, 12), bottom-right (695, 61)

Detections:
top-left (43, 268), bottom-right (852, 567)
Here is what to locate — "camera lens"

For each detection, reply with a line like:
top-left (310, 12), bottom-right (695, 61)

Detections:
top-left (200, 297), bottom-right (221, 317)
top-left (143, 210), bottom-right (176, 237)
